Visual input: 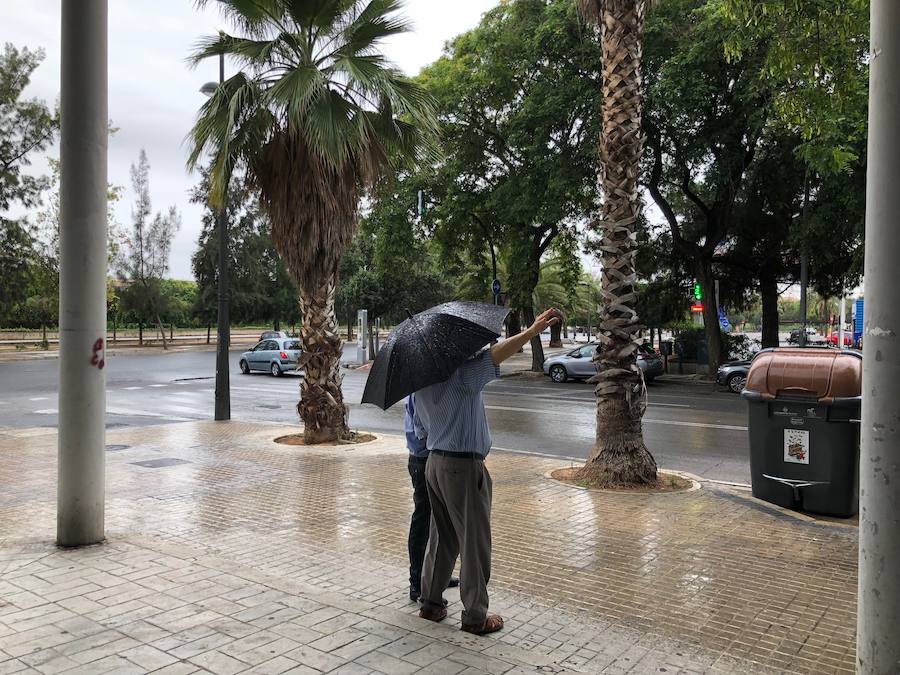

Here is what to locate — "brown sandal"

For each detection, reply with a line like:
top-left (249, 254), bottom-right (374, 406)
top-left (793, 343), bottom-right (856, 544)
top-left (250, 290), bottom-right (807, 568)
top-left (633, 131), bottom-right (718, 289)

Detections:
top-left (419, 606), bottom-right (447, 623)
top-left (461, 614), bottom-right (504, 635)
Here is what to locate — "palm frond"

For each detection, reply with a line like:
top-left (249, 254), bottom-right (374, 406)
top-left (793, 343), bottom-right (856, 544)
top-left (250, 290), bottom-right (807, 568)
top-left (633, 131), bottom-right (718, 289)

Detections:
top-left (187, 0), bottom-right (438, 290)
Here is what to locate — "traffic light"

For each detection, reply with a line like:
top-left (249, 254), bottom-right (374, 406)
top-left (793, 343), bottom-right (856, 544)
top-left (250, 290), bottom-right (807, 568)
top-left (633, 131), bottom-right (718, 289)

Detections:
top-left (693, 283), bottom-right (703, 301)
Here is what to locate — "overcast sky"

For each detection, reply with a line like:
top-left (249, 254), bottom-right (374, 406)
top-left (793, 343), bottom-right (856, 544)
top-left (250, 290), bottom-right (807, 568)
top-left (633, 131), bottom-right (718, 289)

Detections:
top-left (3, 0), bottom-right (500, 280)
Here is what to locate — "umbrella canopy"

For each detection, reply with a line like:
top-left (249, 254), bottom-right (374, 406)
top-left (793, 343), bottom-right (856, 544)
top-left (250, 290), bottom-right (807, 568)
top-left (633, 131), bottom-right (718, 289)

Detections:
top-left (361, 301), bottom-right (511, 410)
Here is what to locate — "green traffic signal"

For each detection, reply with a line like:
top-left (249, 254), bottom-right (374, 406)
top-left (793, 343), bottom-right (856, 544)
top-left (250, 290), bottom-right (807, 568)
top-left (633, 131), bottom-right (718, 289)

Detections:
top-left (693, 283), bottom-right (702, 300)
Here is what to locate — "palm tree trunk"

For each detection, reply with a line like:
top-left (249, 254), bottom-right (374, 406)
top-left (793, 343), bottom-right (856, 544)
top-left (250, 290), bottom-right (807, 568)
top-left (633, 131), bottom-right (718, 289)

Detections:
top-left (549, 320), bottom-right (563, 348)
top-left (578, 0), bottom-right (656, 485)
top-left (297, 275), bottom-right (349, 443)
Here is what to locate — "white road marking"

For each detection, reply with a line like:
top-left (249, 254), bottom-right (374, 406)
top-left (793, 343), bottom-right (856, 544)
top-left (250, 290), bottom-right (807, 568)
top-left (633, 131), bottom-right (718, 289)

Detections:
top-left (148, 384), bottom-right (168, 388)
top-left (484, 405), bottom-right (747, 431)
top-left (28, 397), bottom-right (49, 401)
top-left (106, 406), bottom-right (194, 421)
top-left (483, 390), bottom-right (690, 408)
top-left (34, 408), bottom-right (58, 414)
top-left (123, 386), bottom-right (143, 390)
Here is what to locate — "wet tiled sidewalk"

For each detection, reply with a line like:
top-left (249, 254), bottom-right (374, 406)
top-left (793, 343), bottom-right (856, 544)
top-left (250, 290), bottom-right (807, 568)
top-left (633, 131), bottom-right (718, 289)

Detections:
top-left (0, 421), bottom-right (857, 674)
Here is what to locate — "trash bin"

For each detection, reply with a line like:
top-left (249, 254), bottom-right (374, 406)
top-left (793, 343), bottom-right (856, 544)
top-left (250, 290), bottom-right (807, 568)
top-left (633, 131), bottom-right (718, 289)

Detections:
top-left (741, 348), bottom-right (862, 517)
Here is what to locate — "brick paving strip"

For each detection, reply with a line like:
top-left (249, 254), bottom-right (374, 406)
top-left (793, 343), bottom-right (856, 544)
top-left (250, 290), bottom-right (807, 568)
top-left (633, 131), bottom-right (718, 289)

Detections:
top-left (0, 421), bottom-right (857, 674)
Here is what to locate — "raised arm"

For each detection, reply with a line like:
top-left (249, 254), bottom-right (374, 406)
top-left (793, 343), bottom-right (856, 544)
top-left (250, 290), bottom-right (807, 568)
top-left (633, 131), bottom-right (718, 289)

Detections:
top-left (490, 308), bottom-right (560, 366)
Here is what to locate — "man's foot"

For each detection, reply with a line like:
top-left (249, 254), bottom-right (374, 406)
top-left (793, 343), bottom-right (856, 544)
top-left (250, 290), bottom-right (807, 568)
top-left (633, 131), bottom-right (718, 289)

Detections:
top-left (419, 606), bottom-right (447, 623)
top-left (410, 588), bottom-right (449, 606)
top-left (447, 577), bottom-right (460, 588)
top-left (461, 614), bottom-right (504, 636)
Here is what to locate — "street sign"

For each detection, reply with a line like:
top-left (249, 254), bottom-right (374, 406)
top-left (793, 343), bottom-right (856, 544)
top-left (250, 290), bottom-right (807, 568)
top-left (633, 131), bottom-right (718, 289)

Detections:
top-left (718, 306), bottom-right (730, 331)
top-left (854, 298), bottom-right (864, 344)
top-left (492, 278), bottom-right (501, 295)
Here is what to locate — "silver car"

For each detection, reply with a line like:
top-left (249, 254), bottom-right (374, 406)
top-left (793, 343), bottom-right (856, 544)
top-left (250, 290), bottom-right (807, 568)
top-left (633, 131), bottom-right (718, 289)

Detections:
top-left (239, 338), bottom-right (302, 377)
top-left (716, 360), bottom-right (750, 393)
top-left (543, 343), bottom-right (664, 383)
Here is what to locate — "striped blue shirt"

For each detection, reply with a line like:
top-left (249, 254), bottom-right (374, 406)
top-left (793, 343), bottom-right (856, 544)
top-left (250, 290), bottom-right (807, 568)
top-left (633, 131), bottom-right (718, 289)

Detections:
top-left (413, 350), bottom-right (500, 457)
top-left (404, 394), bottom-right (429, 458)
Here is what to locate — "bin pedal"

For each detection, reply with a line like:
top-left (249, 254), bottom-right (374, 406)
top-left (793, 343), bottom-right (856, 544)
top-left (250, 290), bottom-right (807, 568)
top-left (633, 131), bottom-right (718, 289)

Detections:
top-left (762, 474), bottom-right (830, 504)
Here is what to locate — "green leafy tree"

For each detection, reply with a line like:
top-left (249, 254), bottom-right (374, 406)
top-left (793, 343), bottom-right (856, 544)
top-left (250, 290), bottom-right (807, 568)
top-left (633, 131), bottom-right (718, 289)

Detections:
top-left (723, 0), bottom-right (869, 174)
top-left (188, 0), bottom-right (437, 443)
top-left (117, 150), bottom-right (181, 347)
top-left (0, 44), bottom-right (57, 324)
top-left (420, 0), bottom-right (599, 371)
top-left (644, 0), bottom-right (770, 373)
top-left (190, 169), bottom-right (297, 331)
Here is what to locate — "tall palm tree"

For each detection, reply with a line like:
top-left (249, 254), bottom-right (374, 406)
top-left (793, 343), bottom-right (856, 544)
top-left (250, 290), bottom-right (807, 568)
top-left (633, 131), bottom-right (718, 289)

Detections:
top-left (577, 0), bottom-right (657, 484)
top-left (188, 0), bottom-right (436, 443)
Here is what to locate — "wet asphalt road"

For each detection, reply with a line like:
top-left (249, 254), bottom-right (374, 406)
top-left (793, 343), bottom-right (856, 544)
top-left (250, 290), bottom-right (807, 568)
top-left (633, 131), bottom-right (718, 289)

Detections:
top-left (0, 348), bottom-right (751, 483)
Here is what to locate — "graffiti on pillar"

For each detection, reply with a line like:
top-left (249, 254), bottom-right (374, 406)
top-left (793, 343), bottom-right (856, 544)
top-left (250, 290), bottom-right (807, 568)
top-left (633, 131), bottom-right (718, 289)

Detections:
top-left (90, 338), bottom-right (105, 370)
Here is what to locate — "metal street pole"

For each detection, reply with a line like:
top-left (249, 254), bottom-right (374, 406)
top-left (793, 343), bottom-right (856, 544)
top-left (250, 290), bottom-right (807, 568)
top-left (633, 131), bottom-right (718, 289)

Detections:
top-left (858, 1), bottom-right (900, 671)
top-left (798, 173), bottom-right (810, 348)
top-left (837, 295), bottom-right (846, 350)
top-left (212, 50), bottom-right (230, 421)
top-left (57, 0), bottom-right (107, 547)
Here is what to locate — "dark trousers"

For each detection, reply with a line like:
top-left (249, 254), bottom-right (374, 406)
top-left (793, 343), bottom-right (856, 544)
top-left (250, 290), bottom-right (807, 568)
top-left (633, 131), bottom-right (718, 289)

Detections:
top-left (421, 453), bottom-right (492, 625)
top-left (408, 456), bottom-right (430, 592)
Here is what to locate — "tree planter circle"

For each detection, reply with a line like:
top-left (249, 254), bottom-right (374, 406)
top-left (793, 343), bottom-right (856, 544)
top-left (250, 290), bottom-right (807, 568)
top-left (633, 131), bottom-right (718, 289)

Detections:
top-left (547, 467), bottom-right (700, 494)
top-left (274, 432), bottom-right (378, 447)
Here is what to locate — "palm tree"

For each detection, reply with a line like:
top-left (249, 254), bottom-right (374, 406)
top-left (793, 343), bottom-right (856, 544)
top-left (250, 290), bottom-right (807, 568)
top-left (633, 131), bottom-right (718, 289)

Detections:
top-left (188, 0), bottom-right (436, 443)
top-left (577, 0), bottom-right (657, 484)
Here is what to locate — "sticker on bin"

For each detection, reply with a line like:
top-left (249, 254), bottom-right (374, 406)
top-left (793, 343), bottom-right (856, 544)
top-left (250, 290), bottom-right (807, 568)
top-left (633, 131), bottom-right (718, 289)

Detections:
top-left (784, 429), bottom-right (810, 464)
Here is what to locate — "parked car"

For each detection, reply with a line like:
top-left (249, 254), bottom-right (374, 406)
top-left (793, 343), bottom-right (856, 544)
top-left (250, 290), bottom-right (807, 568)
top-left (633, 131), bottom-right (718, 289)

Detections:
top-left (826, 333), bottom-right (854, 347)
top-left (716, 360), bottom-right (751, 393)
top-left (260, 330), bottom-right (289, 341)
top-left (543, 343), bottom-right (664, 383)
top-left (787, 327), bottom-right (826, 345)
top-left (240, 338), bottom-right (302, 377)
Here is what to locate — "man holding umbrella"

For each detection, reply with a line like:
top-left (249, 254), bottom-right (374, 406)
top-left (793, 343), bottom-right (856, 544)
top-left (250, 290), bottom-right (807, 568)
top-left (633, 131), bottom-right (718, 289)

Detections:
top-left (414, 308), bottom-right (559, 635)
top-left (362, 302), bottom-right (559, 635)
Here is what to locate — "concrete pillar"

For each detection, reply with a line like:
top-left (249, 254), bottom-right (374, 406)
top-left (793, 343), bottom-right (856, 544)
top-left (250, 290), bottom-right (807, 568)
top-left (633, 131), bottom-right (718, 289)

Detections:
top-left (857, 0), bottom-right (900, 671)
top-left (57, 0), bottom-right (107, 547)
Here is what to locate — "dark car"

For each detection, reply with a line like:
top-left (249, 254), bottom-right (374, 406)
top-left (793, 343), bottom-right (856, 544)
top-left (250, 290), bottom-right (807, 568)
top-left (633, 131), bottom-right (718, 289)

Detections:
top-left (716, 360), bottom-right (751, 393)
top-left (543, 343), bottom-right (664, 383)
top-left (788, 328), bottom-right (826, 345)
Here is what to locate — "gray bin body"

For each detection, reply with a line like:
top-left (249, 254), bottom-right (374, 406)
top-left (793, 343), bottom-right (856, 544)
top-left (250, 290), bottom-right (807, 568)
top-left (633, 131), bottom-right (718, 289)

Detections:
top-left (743, 393), bottom-right (860, 517)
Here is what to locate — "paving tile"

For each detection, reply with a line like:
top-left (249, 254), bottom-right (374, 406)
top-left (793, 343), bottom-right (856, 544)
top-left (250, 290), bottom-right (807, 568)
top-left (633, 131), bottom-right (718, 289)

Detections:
top-left (188, 649), bottom-right (248, 675)
top-left (0, 421), bottom-right (860, 674)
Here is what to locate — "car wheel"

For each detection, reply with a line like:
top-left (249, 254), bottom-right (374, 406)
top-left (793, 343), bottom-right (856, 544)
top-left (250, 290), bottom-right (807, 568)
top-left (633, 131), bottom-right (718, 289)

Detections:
top-left (549, 365), bottom-right (568, 383)
top-left (270, 362), bottom-right (282, 377)
top-left (727, 372), bottom-right (747, 393)
top-left (240, 360), bottom-right (250, 375)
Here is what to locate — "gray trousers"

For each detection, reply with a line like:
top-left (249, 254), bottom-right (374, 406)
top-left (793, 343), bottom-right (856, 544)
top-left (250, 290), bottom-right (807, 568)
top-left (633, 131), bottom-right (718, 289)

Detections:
top-left (420, 453), bottom-right (492, 625)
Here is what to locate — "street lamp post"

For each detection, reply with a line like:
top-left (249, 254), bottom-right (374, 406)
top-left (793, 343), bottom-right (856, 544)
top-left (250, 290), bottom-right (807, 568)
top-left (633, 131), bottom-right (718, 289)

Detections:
top-left (57, 0), bottom-right (107, 547)
top-left (200, 47), bottom-right (230, 421)
top-left (857, 1), bottom-right (900, 671)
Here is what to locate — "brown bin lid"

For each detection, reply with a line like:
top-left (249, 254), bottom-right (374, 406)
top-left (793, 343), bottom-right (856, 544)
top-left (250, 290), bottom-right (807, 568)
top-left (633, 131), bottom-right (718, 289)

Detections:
top-left (744, 348), bottom-right (862, 402)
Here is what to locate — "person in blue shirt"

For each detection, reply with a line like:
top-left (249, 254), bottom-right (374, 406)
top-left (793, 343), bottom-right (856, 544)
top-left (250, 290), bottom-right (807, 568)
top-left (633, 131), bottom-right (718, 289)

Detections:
top-left (415, 308), bottom-right (559, 636)
top-left (405, 394), bottom-right (459, 602)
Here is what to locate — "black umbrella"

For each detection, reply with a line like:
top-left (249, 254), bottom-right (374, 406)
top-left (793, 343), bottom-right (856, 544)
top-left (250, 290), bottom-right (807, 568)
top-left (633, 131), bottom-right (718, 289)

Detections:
top-left (361, 301), bottom-right (511, 410)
